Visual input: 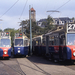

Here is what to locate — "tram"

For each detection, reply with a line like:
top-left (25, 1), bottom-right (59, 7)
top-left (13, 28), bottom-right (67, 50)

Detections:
top-left (13, 33), bottom-right (29, 56)
top-left (32, 35), bottom-right (46, 56)
top-left (0, 32), bottom-right (11, 58)
top-left (45, 23), bottom-right (75, 62)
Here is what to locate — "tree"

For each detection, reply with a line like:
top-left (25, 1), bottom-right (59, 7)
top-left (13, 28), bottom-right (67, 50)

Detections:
top-left (47, 15), bottom-right (53, 25)
top-left (0, 29), bottom-right (2, 32)
top-left (19, 16), bottom-right (56, 38)
top-left (43, 15), bottom-right (55, 33)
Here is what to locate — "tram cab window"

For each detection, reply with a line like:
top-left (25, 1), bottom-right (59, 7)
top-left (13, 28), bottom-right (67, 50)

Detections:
top-left (60, 35), bottom-right (65, 45)
top-left (0, 39), bottom-right (11, 47)
top-left (67, 33), bottom-right (75, 45)
top-left (15, 39), bottom-right (23, 46)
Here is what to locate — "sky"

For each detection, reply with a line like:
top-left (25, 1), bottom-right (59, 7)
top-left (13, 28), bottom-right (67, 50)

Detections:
top-left (0, 0), bottom-right (75, 30)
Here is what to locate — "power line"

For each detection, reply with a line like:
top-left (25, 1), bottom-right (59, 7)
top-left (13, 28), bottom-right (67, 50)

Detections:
top-left (50, 0), bottom-right (71, 15)
top-left (19, 0), bottom-right (28, 20)
top-left (0, 0), bottom-right (19, 18)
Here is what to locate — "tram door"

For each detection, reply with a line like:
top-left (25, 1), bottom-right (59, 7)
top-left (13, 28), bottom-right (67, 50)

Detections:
top-left (46, 36), bottom-right (49, 54)
top-left (59, 34), bottom-right (66, 59)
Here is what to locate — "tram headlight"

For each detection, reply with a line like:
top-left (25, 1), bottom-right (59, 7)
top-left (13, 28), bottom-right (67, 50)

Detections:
top-left (18, 50), bottom-right (20, 53)
top-left (4, 51), bottom-right (7, 54)
top-left (73, 52), bottom-right (75, 56)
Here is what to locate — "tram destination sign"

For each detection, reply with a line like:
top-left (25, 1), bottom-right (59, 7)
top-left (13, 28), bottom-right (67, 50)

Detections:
top-left (15, 33), bottom-right (23, 38)
top-left (67, 23), bottom-right (75, 33)
top-left (1, 32), bottom-right (9, 38)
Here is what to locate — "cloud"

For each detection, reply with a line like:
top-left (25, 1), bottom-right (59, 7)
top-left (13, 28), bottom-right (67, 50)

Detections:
top-left (0, 16), bottom-right (19, 30)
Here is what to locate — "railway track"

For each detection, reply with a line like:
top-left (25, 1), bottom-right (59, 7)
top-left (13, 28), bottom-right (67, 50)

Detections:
top-left (0, 58), bottom-right (26, 75)
top-left (0, 56), bottom-right (75, 75)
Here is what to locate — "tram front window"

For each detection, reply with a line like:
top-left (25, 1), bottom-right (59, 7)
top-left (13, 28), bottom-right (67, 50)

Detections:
top-left (15, 39), bottom-right (23, 46)
top-left (0, 39), bottom-right (11, 47)
top-left (67, 33), bottom-right (75, 45)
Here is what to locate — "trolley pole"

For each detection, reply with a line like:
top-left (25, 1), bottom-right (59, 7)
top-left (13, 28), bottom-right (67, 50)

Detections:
top-left (29, 5), bottom-right (32, 55)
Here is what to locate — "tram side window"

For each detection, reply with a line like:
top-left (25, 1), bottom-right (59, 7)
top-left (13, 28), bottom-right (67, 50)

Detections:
top-left (24, 40), bottom-right (28, 46)
top-left (54, 39), bottom-right (59, 45)
top-left (38, 40), bottom-right (41, 45)
top-left (49, 40), bottom-right (54, 45)
top-left (60, 35), bottom-right (65, 45)
top-left (34, 41), bottom-right (36, 46)
top-left (52, 41), bottom-right (54, 45)
top-left (49, 41), bottom-right (54, 45)
top-left (49, 41), bottom-right (52, 45)
top-left (35, 40), bottom-right (41, 46)
top-left (42, 38), bottom-right (46, 46)
top-left (49, 36), bottom-right (54, 45)
top-left (42, 41), bottom-right (46, 45)
top-left (36, 41), bottom-right (38, 46)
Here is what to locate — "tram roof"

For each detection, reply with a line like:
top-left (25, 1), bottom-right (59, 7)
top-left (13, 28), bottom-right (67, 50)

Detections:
top-left (32, 34), bottom-right (44, 40)
top-left (45, 25), bottom-right (66, 36)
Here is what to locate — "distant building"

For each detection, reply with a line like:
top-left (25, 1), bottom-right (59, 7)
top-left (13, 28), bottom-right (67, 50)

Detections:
top-left (37, 17), bottom-right (74, 28)
top-left (53, 17), bottom-right (73, 25)
top-left (29, 7), bottom-right (36, 22)
top-left (37, 19), bottom-right (47, 28)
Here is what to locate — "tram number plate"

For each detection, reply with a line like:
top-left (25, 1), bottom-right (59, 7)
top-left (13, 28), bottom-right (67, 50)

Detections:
top-left (68, 24), bottom-right (75, 32)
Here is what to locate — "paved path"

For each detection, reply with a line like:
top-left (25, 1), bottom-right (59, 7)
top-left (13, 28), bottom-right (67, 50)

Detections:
top-left (17, 56), bottom-right (75, 75)
top-left (0, 56), bottom-right (75, 75)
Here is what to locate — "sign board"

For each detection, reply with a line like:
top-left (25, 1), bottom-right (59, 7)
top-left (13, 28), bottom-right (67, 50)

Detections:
top-left (67, 23), bottom-right (75, 33)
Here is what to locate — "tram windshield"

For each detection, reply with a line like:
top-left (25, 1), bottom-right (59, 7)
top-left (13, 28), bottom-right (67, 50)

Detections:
top-left (15, 39), bottom-right (23, 46)
top-left (0, 39), bottom-right (11, 47)
top-left (67, 33), bottom-right (75, 45)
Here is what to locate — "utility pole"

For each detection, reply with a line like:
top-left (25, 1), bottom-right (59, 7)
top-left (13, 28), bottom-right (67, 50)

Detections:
top-left (21, 22), bottom-right (23, 34)
top-left (29, 5), bottom-right (32, 55)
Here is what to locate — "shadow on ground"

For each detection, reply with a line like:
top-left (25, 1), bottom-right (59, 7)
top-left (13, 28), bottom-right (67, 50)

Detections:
top-left (26, 55), bottom-right (75, 66)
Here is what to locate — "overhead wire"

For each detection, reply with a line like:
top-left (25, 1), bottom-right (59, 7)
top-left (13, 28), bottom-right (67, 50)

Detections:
top-left (0, 0), bottom-right (19, 18)
top-left (19, 0), bottom-right (28, 20)
top-left (50, 0), bottom-right (71, 15)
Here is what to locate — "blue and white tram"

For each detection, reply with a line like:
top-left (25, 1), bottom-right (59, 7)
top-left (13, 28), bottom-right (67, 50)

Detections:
top-left (0, 32), bottom-right (11, 58)
top-left (14, 33), bottom-right (29, 56)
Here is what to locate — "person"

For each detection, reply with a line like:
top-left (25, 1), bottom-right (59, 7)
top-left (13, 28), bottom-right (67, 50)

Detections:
top-left (68, 41), bottom-right (73, 45)
top-left (74, 40), bottom-right (75, 45)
